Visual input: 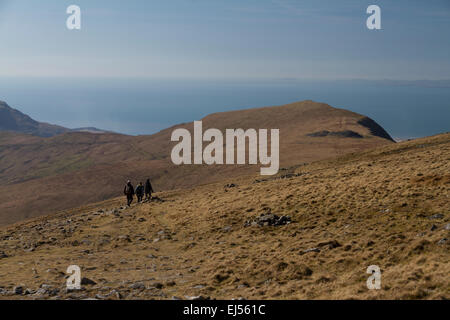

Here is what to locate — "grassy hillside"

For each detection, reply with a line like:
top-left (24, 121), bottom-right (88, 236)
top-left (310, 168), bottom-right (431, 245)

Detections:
top-left (0, 101), bottom-right (394, 226)
top-left (0, 101), bottom-right (393, 226)
top-left (0, 133), bottom-right (447, 300)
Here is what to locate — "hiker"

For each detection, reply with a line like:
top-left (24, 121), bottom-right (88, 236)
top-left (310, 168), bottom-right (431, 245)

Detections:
top-left (123, 180), bottom-right (135, 206)
top-left (145, 178), bottom-right (154, 201)
top-left (136, 182), bottom-right (144, 203)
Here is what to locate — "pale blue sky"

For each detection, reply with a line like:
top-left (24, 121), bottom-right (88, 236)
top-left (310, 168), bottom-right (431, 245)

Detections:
top-left (1, 0), bottom-right (450, 80)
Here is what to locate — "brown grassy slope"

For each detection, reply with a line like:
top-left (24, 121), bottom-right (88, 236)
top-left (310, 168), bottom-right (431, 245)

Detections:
top-left (0, 101), bottom-right (394, 226)
top-left (0, 133), bottom-right (448, 300)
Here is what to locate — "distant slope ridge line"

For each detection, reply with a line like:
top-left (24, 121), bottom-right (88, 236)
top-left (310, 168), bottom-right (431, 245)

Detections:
top-left (0, 100), bottom-right (110, 137)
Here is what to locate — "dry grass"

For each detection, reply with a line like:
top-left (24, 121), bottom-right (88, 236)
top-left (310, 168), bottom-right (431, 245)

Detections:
top-left (0, 133), bottom-right (448, 300)
top-left (0, 100), bottom-right (392, 226)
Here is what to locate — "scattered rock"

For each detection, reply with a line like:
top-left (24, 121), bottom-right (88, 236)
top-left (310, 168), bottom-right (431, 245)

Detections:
top-left (428, 214), bottom-right (444, 220)
top-left (307, 130), bottom-right (363, 139)
top-left (299, 248), bottom-right (320, 255)
top-left (214, 273), bottom-right (229, 283)
top-left (416, 232), bottom-right (426, 238)
top-left (244, 214), bottom-right (291, 227)
top-left (280, 173), bottom-right (302, 179)
top-left (81, 277), bottom-right (97, 286)
top-left (110, 290), bottom-right (122, 300)
top-left (316, 276), bottom-right (331, 283)
top-left (118, 235), bottom-right (131, 242)
top-left (151, 196), bottom-right (165, 203)
top-left (318, 240), bottom-right (342, 249)
top-left (13, 286), bottom-right (24, 295)
top-left (129, 282), bottom-right (146, 290)
top-left (193, 284), bottom-right (205, 289)
top-left (24, 288), bottom-right (34, 295)
top-left (437, 238), bottom-right (448, 245)
top-left (152, 282), bottom-right (164, 289)
top-left (35, 286), bottom-right (54, 296)
top-left (253, 179), bottom-right (268, 184)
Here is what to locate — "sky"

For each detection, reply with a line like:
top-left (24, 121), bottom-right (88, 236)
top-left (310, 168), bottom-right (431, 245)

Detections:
top-left (1, 0), bottom-right (450, 80)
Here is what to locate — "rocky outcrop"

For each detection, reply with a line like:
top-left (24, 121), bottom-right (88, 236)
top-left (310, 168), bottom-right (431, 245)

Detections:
top-left (357, 116), bottom-right (395, 142)
top-left (307, 130), bottom-right (363, 138)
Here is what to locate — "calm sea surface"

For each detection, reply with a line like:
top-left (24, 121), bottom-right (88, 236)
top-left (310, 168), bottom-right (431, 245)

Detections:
top-left (1, 78), bottom-right (449, 139)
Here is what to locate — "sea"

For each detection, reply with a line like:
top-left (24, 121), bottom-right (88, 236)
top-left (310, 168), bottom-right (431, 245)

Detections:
top-left (1, 77), bottom-right (449, 140)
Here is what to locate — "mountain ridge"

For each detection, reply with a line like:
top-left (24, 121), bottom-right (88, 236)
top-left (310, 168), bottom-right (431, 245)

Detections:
top-left (0, 101), bottom-right (111, 137)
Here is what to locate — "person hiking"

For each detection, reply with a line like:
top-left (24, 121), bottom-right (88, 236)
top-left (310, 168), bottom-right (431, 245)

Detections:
top-left (136, 182), bottom-right (144, 203)
top-left (123, 180), bottom-right (135, 206)
top-left (145, 178), bottom-right (154, 201)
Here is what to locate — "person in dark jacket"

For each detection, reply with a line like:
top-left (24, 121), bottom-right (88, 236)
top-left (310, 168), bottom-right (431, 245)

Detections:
top-left (145, 178), bottom-right (154, 201)
top-left (136, 182), bottom-right (144, 203)
top-left (123, 180), bottom-right (135, 206)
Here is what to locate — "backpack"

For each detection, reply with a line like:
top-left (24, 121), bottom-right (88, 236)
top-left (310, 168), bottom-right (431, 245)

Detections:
top-left (124, 184), bottom-right (134, 195)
